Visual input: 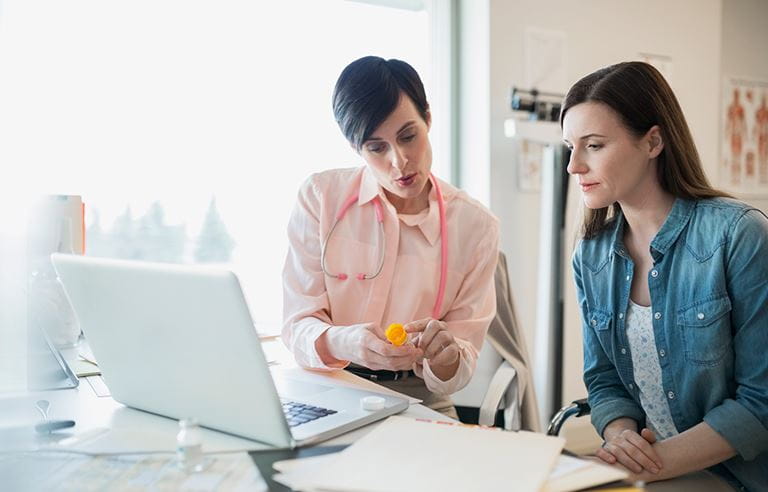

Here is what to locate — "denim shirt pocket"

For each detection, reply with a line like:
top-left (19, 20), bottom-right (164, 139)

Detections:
top-left (678, 295), bottom-right (733, 366)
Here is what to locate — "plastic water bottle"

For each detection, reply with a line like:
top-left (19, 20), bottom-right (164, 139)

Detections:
top-left (29, 218), bottom-right (81, 348)
top-left (176, 418), bottom-right (204, 472)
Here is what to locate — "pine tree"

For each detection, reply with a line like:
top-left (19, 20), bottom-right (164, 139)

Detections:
top-left (194, 197), bottom-right (235, 263)
top-left (135, 201), bottom-right (186, 263)
top-left (111, 206), bottom-right (140, 259)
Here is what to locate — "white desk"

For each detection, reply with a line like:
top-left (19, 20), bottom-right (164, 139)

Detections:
top-left (1, 339), bottom-right (734, 491)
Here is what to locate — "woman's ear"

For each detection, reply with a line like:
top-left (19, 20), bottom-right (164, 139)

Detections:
top-left (647, 125), bottom-right (664, 159)
top-left (425, 106), bottom-right (432, 130)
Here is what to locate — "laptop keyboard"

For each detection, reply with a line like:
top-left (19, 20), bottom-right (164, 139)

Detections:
top-left (281, 400), bottom-right (338, 428)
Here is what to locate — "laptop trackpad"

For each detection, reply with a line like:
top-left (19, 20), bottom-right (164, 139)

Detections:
top-left (274, 378), bottom-right (334, 401)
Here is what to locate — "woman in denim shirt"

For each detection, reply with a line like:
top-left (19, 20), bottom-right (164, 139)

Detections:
top-left (562, 62), bottom-right (768, 490)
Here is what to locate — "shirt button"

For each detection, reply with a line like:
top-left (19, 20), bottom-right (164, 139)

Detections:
top-left (651, 269), bottom-right (659, 278)
top-left (659, 349), bottom-right (666, 357)
top-left (654, 312), bottom-right (662, 320)
top-left (629, 383), bottom-right (634, 390)
top-left (621, 348), bottom-right (627, 355)
top-left (626, 275), bottom-right (630, 281)
top-left (618, 312), bottom-right (624, 319)
top-left (591, 319), bottom-right (597, 326)
top-left (697, 312), bottom-right (705, 320)
top-left (668, 391), bottom-right (675, 399)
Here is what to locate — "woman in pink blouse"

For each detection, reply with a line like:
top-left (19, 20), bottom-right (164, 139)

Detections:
top-left (282, 56), bottom-right (500, 416)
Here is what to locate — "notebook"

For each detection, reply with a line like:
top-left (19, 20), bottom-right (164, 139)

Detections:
top-left (51, 254), bottom-right (408, 449)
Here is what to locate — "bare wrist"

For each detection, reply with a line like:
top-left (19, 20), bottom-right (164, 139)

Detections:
top-left (603, 418), bottom-right (638, 441)
top-left (430, 354), bottom-right (460, 381)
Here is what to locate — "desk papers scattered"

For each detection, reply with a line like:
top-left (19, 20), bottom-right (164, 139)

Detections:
top-left (274, 452), bottom-right (626, 492)
top-left (1, 451), bottom-right (266, 491)
top-left (273, 415), bottom-right (564, 492)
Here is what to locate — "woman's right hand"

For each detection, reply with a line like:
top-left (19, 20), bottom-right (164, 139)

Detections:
top-left (596, 418), bottom-right (663, 475)
top-left (321, 323), bottom-right (423, 371)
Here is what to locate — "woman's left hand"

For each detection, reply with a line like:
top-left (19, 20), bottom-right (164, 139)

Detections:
top-left (404, 318), bottom-right (460, 380)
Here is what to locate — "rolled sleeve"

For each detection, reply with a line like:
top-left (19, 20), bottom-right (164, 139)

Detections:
top-left (705, 399), bottom-right (768, 461)
top-left (418, 338), bottom-right (476, 395)
top-left (285, 317), bottom-right (349, 370)
top-left (709, 209), bottom-right (768, 459)
top-left (590, 399), bottom-right (647, 439)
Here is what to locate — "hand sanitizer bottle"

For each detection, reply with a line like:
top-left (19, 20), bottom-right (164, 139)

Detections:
top-left (176, 418), bottom-right (204, 472)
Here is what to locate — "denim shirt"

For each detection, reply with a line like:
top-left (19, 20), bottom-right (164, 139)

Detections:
top-left (572, 198), bottom-right (768, 491)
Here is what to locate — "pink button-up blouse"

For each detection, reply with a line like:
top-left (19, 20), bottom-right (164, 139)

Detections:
top-left (282, 166), bottom-right (499, 395)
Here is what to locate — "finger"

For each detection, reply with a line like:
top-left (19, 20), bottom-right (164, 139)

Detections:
top-left (389, 353), bottom-right (423, 371)
top-left (368, 337), bottom-right (422, 358)
top-left (360, 349), bottom-right (390, 371)
top-left (362, 348), bottom-right (421, 371)
top-left (595, 447), bottom-right (617, 464)
top-left (423, 331), bottom-right (453, 359)
top-left (641, 427), bottom-right (658, 444)
top-left (359, 322), bottom-right (384, 339)
top-left (417, 320), bottom-right (444, 350)
top-left (602, 442), bottom-right (643, 474)
top-left (429, 344), bottom-right (459, 367)
top-left (621, 443), bottom-right (660, 474)
top-left (624, 432), bottom-right (662, 470)
top-left (403, 318), bottom-right (431, 333)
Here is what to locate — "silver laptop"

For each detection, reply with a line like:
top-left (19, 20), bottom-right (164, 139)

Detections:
top-left (51, 253), bottom-right (408, 449)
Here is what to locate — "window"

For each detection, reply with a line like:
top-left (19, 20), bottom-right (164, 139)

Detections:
top-left (0, 0), bottom-right (452, 329)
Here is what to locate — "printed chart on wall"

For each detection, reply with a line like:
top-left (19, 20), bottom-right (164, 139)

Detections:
top-left (721, 76), bottom-right (768, 196)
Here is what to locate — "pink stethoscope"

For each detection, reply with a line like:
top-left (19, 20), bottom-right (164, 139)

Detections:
top-left (320, 173), bottom-right (448, 319)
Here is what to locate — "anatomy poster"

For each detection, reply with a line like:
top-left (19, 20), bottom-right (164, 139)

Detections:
top-left (518, 139), bottom-right (544, 192)
top-left (721, 77), bottom-right (768, 196)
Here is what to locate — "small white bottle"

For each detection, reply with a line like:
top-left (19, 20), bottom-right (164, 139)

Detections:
top-left (176, 418), bottom-right (204, 472)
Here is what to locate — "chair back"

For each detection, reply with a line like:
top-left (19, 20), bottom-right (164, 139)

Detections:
top-left (487, 251), bottom-right (541, 432)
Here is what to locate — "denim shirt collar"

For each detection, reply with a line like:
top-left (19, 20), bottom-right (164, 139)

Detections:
top-left (609, 198), bottom-right (696, 261)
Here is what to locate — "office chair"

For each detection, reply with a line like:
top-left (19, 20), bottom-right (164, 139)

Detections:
top-left (546, 398), bottom-right (591, 436)
top-left (453, 252), bottom-right (540, 432)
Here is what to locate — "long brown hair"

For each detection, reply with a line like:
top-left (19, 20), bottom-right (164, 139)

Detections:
top-left (560, 62), bottom-right (731, 239)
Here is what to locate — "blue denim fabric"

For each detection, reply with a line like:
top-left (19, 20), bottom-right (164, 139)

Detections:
top-left (572, 198), bottom-right (768, 491)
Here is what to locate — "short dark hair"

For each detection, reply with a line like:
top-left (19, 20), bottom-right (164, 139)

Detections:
top-left (560, 61), bottom-right (731, 238)
top-left (332, 56), bottom-right (429, 150)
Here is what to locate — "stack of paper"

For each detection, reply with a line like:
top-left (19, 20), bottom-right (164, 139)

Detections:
top-left (274, 415), bottom-right (565, 492)
top-left (544, 454), bottom-right (627, 492)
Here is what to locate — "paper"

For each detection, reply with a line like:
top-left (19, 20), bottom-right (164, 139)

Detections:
top-left (543, 454), bottom-right (627, 492)
top-left (85, 375), bottom-right (111, 397)
top-left (524, 27), bottom-right (567, 93)
top-left (1, 451), bottom-right (266, 491)
top-left (272, 448), bottom-right (628, 492)
top-left (272, 453), bottom-right (339, 490)
top-left (72, 358), bottom-right (101, 377)
top-left (304, 416), bottom-right (564, 492)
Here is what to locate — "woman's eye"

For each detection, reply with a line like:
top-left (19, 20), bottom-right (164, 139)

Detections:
top-left (587, 143), bottom-right (603, 150)
top-left (400, 133), bottom-right (416, 142)
top-left (367, 144), bottom-right (386, 153)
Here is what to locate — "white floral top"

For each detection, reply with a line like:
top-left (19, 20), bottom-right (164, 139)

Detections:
top-left (625, 300), bottom-right (679, 440)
